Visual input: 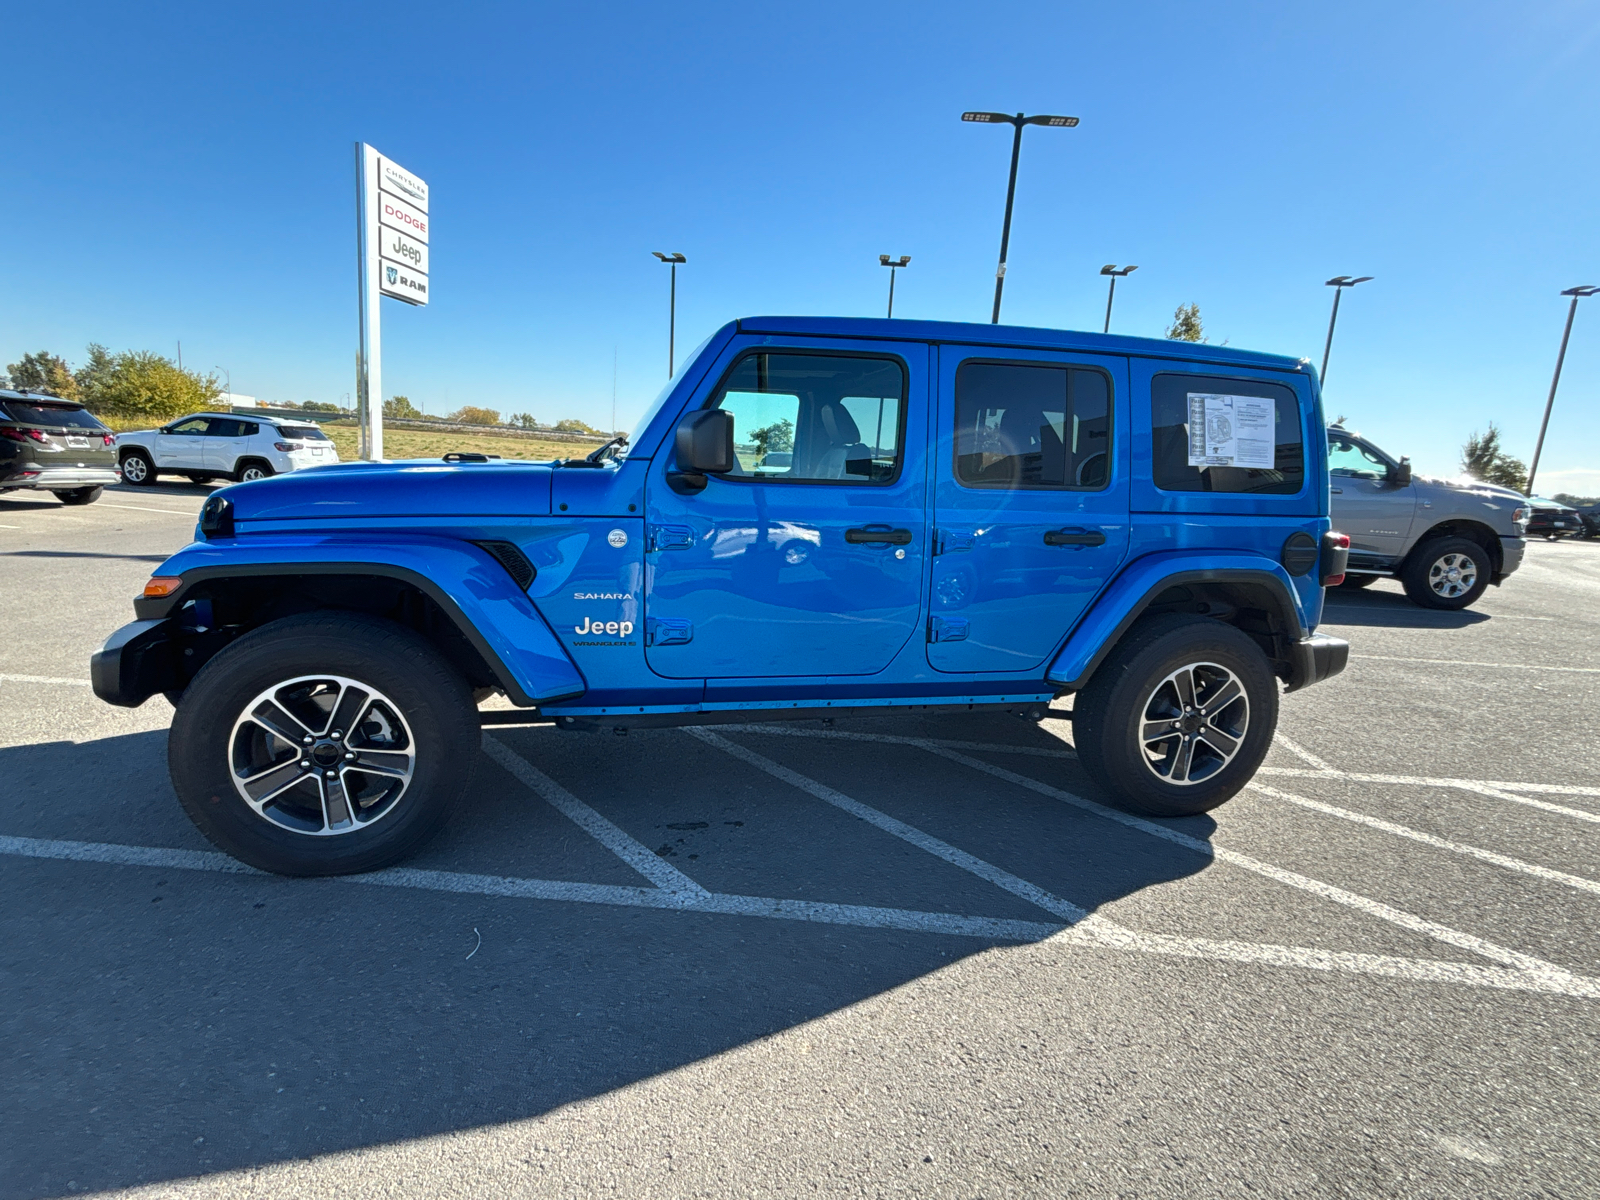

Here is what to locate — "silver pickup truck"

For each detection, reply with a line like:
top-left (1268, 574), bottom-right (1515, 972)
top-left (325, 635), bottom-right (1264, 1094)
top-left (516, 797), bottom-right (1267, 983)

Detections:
top-left (1328, 425), bottom-right (1528, 610)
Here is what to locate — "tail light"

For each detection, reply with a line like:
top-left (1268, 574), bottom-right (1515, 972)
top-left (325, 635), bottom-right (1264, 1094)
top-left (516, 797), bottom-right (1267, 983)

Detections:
top-left (274, 441), bottom-right (300, 452)
top-left (1320, 532), bottom-right (1351, 587)
top-left (102, 433), bottom-right (116, 446)
top-left (1, 428), bottom-right (48, 443)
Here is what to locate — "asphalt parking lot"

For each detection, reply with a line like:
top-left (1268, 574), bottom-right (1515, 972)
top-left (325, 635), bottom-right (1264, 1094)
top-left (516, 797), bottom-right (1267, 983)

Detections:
top-left (3, 482), bottom-right (1598, 1199)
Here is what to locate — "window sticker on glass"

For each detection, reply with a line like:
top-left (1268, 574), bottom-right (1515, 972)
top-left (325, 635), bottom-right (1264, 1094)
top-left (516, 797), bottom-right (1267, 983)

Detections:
top-left (1186, 393), bottom-right (1275, 470)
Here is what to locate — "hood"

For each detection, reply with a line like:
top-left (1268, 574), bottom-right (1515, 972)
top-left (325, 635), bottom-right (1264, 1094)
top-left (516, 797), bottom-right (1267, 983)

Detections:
top-left (224, 458), bottom-right (555, 524)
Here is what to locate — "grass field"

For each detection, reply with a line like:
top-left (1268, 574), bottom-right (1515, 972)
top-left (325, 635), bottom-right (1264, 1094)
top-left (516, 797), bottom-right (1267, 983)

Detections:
top-left (320, 425), bottom-right (605, 462)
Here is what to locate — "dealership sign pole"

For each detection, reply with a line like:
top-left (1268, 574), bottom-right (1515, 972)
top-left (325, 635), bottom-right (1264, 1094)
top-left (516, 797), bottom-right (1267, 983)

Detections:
top-left (355, 143), bottom-right (430, 460)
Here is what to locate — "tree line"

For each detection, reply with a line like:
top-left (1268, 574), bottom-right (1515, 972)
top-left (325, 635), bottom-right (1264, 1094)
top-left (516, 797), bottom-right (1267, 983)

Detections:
top-left (5, 347), bottom-right (220, 421)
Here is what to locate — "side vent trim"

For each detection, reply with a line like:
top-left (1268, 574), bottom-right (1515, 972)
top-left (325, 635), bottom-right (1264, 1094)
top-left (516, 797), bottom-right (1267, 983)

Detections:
top-left (472, 540), bottom-right (537, 591)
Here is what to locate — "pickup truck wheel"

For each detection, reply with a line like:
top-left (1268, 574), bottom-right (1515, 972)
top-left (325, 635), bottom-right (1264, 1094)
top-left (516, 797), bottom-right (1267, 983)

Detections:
top-left (168, 612), bottom-right (479, 876)
top-left (1074, 614), bottom-right (1277, 818)
top-left (1401, 537), bottom-right (1490, 609)
top-left (119, 450), bottom-right (154, 485)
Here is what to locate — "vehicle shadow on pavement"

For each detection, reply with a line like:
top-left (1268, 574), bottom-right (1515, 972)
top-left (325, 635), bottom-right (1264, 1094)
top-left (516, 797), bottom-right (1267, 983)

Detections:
top-left (1321, 589), bottom-right (1491, 629)
top-left (0, 717), bottom-right (1215, 1198)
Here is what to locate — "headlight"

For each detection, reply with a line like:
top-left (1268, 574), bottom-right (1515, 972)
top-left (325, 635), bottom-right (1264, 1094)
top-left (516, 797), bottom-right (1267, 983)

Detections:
top-left (1514, 507), bottom-right (1529, 524)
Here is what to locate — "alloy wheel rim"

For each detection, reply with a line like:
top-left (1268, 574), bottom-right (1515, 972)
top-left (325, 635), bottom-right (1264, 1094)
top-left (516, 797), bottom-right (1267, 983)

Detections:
top-left (228, 674), bottom-right (415, 836)
top-left (242, 467), bottom-right (265, 481)
top-left (123, 457), bottom-right (146, 481)
top-left (1138, 661), bottom-right (1250, 786)
top-left (1427, 552), bottom-right (1477, 598)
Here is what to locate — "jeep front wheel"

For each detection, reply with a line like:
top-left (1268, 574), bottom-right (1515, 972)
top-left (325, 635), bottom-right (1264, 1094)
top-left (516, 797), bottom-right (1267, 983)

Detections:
top-left (120, 450), bottom-right (154, 485)
top-left (168, 612), bottom-right (479, 875)
top-left (1074, 614), bottom-right (1278, 818)
top-left (1400, 536), bottom-right (1490, 609)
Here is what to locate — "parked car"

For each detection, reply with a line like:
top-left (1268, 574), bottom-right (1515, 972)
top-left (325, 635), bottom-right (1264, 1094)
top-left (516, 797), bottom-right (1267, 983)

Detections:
top-left (114, 413), bottom-right (340, 485)
top-left (1573, 503), bottom-right (1600, 539)
top-left (1522, 497), bottom-right (1582, 540)
top-left (92, 316), bottom-right (1350, 876)
top-left (1326, 425), bottom-right (1527, 609)
top-left (0, 389), bottom-right (119, 505)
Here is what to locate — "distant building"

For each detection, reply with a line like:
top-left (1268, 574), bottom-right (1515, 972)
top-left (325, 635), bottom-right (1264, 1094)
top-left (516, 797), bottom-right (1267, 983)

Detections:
top-left (223, 394), bottom-right (260, 409)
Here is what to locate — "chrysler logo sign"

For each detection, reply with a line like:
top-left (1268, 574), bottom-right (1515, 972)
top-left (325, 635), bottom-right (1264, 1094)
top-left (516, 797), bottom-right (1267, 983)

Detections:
top-left (378, 156), bottom-right (428, 211)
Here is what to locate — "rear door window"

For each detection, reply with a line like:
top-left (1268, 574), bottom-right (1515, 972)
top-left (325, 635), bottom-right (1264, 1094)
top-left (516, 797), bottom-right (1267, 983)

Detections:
top-left (953, 362), bottom-right (1111, 489)
top-left (1151, 373), bottom-right (1303, 494)
top-left (0, 402), bottom-right (108, 430)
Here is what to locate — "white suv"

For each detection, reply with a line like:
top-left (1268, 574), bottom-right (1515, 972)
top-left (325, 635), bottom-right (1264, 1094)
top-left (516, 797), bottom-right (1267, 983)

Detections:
top-left (116, 414), bottom-right (341, 485)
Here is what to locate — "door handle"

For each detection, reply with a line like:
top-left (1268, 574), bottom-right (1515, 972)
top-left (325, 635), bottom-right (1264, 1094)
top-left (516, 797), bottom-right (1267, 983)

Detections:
top-left (1043, 528), bottom-right (1106, 547)
top-left (845, 527), bottom-right (912, 545)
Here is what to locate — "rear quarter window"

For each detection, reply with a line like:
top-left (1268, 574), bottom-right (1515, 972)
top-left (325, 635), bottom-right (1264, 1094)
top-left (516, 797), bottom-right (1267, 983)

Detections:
top-left (1151, 373), bottom-right (1303, 494)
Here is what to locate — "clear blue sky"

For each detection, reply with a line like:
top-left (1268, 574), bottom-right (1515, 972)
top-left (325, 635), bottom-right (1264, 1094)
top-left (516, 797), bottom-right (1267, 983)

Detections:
top-left (4, 1), bottom-right (1598, 493)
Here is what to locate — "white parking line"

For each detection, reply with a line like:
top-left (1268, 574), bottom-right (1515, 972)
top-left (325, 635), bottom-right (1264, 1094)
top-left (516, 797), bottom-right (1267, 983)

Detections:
top-left (482, 734), bottom-right (709, 897)
top-left (0, 674), bottom-right (93, 686)
top-left (2, 831), bottom-right (1593, 998)
top-left (696, 728), bottom-right (1600, 997)
top-left (1247, 783), bottom-right (1600, 897)
top-left (1353, 654), bottom-right (1600, 674)
top-left (907, 740), bottom-right (1594, 988)
top-left (688, 728), bottom-right (1088, 923)
top-left (717, 722), bottom-right (1075, 759)
top-left (96, 502), bottom-right (200, 517)
top-left (1273, 733), bottom-right (1335, 772)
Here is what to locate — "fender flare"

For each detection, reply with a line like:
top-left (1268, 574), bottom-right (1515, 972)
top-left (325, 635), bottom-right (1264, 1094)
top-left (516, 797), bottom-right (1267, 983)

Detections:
top-left (135, 538), bottom-right (586, 706)
top-left (1046, 553), bottom-right (1309, 691)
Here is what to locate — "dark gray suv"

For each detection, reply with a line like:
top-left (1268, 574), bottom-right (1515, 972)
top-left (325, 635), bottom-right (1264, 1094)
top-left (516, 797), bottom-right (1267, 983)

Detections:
top-left (0, 390), bottom-right (120, 505)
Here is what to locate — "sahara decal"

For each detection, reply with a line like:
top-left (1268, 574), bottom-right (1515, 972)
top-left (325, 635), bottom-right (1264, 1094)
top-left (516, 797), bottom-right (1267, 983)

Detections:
top-left (572, 592), bottom-right (634, 600)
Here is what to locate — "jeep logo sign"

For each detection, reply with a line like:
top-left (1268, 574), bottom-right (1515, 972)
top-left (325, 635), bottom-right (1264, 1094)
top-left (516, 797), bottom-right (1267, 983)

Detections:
top-left (380, 228), bottom-right (429, 275)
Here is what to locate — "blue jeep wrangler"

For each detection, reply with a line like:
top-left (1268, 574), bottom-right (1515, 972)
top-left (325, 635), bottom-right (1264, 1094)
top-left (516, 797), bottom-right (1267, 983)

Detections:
top-left (92, 317), bottom-right (1349, 876)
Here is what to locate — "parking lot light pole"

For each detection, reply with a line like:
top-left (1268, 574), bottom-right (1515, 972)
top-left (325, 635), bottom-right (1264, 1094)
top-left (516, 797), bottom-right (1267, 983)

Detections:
top-left (962, 111), bottom-right (1080, 324)
top-left (879, 255), bottom-right (911, 317)
top-left (1319, 275), bottom-right (1374, 388)
top-left (214, 366), bottom-right (231, 408)
top-left (1527, 284), bottom-right (1599, 497)
top-left (1099, 264), bottom-right (1137, 333)
top-left (652, 252), bottom-right (687, 377)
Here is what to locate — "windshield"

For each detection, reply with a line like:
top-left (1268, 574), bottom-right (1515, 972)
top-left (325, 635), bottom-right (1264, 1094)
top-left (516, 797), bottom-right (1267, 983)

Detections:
top-left (275, 425), bottom-right (330, 441)
top-left (626, 328), bottom-right (722, 452)
top-left (0, 401), bottom-right (108, 430)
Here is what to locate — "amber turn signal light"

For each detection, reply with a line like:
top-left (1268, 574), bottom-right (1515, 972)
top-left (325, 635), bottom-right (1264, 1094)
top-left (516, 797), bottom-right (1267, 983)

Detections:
top-left (143, 576), bottom-right (183, 598)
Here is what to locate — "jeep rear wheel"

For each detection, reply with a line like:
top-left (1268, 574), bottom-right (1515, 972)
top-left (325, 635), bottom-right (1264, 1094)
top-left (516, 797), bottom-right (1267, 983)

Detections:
top-left (1074, 614), bottom-right (1278, 818)
top-left (1401, 536), bottom-right (1491, 610)
top-left (168, 612), bottom-right (479, 875)
top-left (236, 460), bottom-right (273, 482)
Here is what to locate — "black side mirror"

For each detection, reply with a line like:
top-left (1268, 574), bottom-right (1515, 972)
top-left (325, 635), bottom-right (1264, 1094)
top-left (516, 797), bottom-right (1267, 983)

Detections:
top-left (1390, 457), bottom-right (1412, 486)
top-left (668, 409), bottom-right (735, 494)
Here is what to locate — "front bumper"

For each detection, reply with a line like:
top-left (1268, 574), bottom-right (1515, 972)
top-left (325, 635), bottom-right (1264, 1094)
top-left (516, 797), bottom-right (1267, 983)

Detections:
top-left (1283, 632), bottom-right (1349, 693)
top-left (90, 619), bottom-right (180, 707)
top-left (2, 466), bottom-right (120, 490)
top-left (1495, 535), bottom-right (1526, 582)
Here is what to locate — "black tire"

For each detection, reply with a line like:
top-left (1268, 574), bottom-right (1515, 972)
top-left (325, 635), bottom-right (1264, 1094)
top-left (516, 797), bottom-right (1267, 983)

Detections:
top-left (1400, 536), bottom-right (1491, 610)
top-left (119, 449), bottom-right (155, 485)
top-left (52, 487), bottom-right (104, 505)
top-left (168, 612), bottom-right (479, 876)
top-left (235, 460), bottom-right (274, 483)
top-left (1074, 614), bottom-right (1278, 818)
top-left (1336, 573), bottom-right (1378, 589)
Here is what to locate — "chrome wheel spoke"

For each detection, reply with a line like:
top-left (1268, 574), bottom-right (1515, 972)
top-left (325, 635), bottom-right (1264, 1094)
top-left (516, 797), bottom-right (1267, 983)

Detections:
top-left (239, 757), bottom-right (307, 805)
top-left (1142, 719), bottom-right (1180, 744)
top-left (320, 771), bottom-right (354, 830)
top-left (1201, 678), bottom-right (1241, 716)
top-left (248, 699), bottom-right (316, 748)
top-left (1170, 737), bottom-right (1196, 783)
top-left (1198, 725), bottom-right (1240, 758)
top-left (1172, 667), bottom-right (1197, 711)
top-left (348, 749), bottom-right (411, 778)
top-left (325, 684), bottom-right (372, 739)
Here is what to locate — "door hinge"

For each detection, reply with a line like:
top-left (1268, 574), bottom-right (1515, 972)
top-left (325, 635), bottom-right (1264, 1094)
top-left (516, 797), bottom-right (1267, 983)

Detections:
top-left (933, 528), bottom-right (974, 557)
top-left (928, 616), bottom-right (970, 643)
top-left (647, 525), bottom-right (695, 552)
top-left (646, 617), bottom-right (693, 646)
